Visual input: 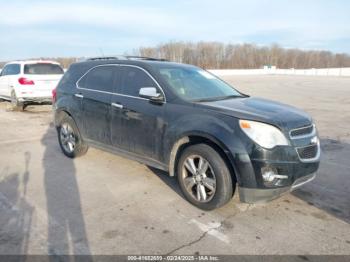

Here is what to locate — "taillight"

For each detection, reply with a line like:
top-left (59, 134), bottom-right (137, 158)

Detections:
top-left (52, 88), bottom-right (57, 103)
top-left (18, 77), bottom-right (35, 85)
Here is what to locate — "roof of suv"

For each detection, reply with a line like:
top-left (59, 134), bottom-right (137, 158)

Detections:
top-left (81, 55), bottom-right (168, 62)
top-left (63, 56), bottom-right (197, 102)
top-left (73, 56), bottom-right (194, 71)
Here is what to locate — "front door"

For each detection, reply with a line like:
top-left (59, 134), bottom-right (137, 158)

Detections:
top-left (111, 65), bottom-right (165, 160)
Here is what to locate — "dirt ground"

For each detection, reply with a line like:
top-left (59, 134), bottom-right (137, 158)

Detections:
top-left (0, 75), bottom-right (349, 256)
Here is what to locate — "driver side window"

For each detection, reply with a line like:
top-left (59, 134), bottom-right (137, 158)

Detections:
top-left (120, 66), bottom-right (158, 97)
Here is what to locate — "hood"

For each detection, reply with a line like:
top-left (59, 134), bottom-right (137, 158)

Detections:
top-left (197, 97), bottom-right (312, 131)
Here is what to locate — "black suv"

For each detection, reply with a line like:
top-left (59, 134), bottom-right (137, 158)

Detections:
top-left (53, 56), bottom-right (320, 210)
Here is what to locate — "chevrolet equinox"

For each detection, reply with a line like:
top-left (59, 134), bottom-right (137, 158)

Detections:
top-left (53, 56), bottom-right (320, 210)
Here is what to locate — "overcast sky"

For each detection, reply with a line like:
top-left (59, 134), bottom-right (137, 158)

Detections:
top-left (0, 0), bottom-right (349, 61)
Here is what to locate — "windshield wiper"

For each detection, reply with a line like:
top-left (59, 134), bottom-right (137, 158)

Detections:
top-left (193, 95), bottom-right (243, 102)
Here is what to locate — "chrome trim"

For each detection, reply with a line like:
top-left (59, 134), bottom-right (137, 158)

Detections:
top-left (119, 64), bottom-right (166, 102)
top-left (291, 173), bottom-right (316, 190)
top-left (271, 174), bottom-right (288, 179)
top-left (76, 86), bottom-right (150, 101)
top-left (295, 139), bottom-right (321, 163)
top-left (111, 102), bottom-right (123, 109)
top-left (289, 124), bottom-right (315, 139)
top-left (74, 94), bottom-right (83, 98)
top-left (75, 64), bottom-right (166, 103)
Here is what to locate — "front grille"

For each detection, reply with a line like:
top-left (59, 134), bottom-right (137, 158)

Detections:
top-left (297, 144), bottom-right (318, 159)
top-left (290, 125), bottom-right (314, 138)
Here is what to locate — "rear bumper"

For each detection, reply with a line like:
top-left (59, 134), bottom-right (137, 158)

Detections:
top-left (18, 97), bottom-right (52, 104)
top-left (238, 172), bottom-right (316, 203)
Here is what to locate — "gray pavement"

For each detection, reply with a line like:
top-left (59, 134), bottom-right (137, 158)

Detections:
top-left (0, 75), bottom-right (349, 255)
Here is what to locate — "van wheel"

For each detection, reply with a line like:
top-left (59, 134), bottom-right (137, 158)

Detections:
top-left (57, 114), bottom-right (88, 158)
top-left (11, 90), bottom-right (24, 111)
top-left (177, 143), bottom-right (233, 210)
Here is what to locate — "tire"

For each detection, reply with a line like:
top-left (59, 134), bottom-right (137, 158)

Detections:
top-left (177, 143), bottom-right (234, 210)
top-left (57, 114), bottom-right (88, 158)
top-left (11, 90), bottom-right (24, 111)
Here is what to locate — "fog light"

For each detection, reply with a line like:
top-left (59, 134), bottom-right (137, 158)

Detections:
top-left (261, 167), bottom-right (288, 184)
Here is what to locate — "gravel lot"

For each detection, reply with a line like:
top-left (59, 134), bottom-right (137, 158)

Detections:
top-left (0, 75), bottom-right (349, 256)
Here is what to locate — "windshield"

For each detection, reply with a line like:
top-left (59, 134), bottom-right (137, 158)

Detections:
top-left (24, 63), bottom-right (64, 75)
top-left (157, 66), bottom-right (244, 101)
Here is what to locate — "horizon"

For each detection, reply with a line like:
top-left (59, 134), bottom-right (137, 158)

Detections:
top-left (1, 42), bottom-right (349, 62)
top-left (0, 0), bottom-right (349, 61)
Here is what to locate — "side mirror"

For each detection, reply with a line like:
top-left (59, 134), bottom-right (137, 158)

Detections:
top-left (139, 87), bottom-right (164, 103)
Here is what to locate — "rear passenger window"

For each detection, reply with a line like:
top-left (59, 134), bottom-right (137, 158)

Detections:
top-left (2, 64), bottom-right (20, 76)
top-left (79, 66), bottom-right (116, 93)
top-left (121, 67), bottom-right (156, 97)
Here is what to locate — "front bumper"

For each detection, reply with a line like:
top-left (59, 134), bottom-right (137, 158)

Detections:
top-left (231, 124), bottom-right (320, 203)
top-left (238, 172), bottom-right (316, 203)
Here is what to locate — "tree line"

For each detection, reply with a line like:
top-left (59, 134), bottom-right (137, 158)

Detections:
top-left (1, 42), bottom-right (350, 69)
top-left (137, 42), bottom-right (350, 69)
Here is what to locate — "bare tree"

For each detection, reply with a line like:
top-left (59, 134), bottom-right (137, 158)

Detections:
top-left (137, 42), bottom-right (350, 69)
top-left (2, 42), bottom-right (349, 69)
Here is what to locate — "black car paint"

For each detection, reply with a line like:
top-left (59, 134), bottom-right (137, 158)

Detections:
top-left (54, 59), bottom-right (320, 202)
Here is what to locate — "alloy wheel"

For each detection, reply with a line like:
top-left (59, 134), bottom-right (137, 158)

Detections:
top-left (181, 155), bottom-right (216, 203)
top-left (60, 123), bottom-right (76, 153)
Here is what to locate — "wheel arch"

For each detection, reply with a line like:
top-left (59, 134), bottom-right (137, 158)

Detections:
top-left (54, 108), bottom-right (72, 127)
top-left (168, 132), bottom-right (239, 185)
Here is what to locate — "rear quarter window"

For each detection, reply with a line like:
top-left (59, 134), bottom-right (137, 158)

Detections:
top-left (1, 64), bottom-right (20, 75)
top-left (24, 63), bottom-right (64, 75)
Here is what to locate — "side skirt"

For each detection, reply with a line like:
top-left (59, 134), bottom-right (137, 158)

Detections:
top-left (85, 139), bottom-right (169, 172)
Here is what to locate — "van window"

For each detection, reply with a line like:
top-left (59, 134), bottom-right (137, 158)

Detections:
top-left (24, 63), bottom-right (64, 75)
top-left (120, 66), bottom-right (156, 97)
top-left (78, 66), bottom-right (116, 93)
top-left (1, 64), bottom-right (20, 76)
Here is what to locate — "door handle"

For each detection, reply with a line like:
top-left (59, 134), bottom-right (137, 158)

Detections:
top-left (111, 102), bottom-right (123, 109)
top-left (75, 94), bottom-right (83, 98)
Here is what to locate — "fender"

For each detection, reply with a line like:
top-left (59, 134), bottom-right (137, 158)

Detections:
top-left (54, 94), bottom-right (83, 131)
top-left (164, 112), bottom-right (248, 185)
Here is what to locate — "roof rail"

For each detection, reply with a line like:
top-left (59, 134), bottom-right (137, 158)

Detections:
top-left (78, 55), bottom-right (168, 62)
top-left (85, 56), bottom-right (127, 61)
top-left (125, 56), bottom-right (168, 61)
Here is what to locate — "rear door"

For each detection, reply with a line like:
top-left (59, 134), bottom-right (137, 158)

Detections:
top-left (23, 63), bottom-right (64, 97)
top-left (111, 65), bottom-right (166, 160)
top-left (0, 64), bottom-right (21, 97)
top-left (0, 66), bottom-right (10, 97)
top-left (77, 65), bottom-right (117, 145)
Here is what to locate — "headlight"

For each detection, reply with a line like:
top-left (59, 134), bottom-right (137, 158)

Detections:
top-left (239, 120), bottom-right (289, 149)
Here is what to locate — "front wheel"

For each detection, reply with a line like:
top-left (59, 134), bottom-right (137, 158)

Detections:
top-left (57, 114), bottom-right (88, 158)
top-left (177, 143), bottom-right (234, 210)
